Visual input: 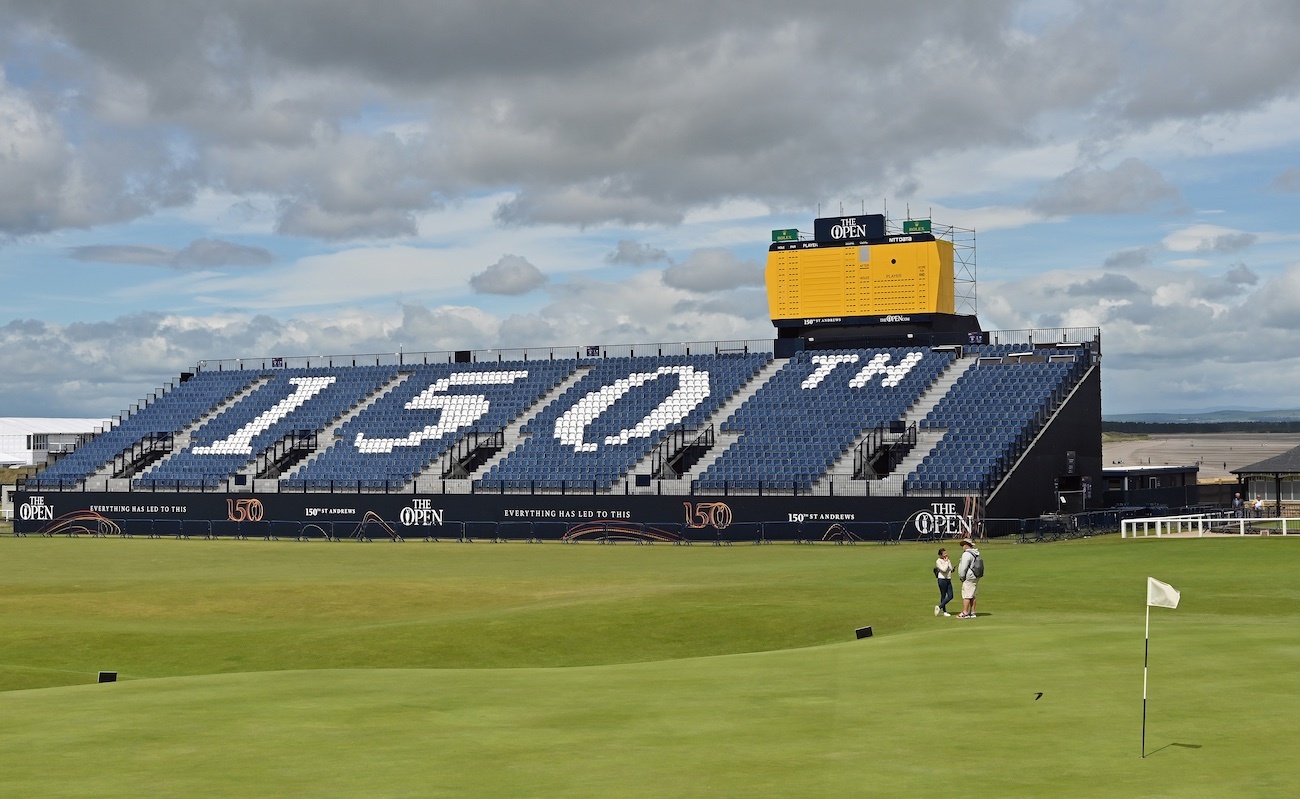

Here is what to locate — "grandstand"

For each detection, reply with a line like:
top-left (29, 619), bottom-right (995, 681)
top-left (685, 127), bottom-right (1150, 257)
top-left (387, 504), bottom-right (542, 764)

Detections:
top-left (11, 213), bottom-right (1102, 541)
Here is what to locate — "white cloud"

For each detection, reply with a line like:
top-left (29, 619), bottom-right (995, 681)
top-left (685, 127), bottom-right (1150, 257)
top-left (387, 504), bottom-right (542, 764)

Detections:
top-left (1161, 224), bottom-right (1254, 253)
top-left (5, 0), bottom-right (1297, 235)
top-left (925, 204), bottom-right (1048, 233)
top-left (1274, 166), bottom-right (1300, 192)
top-left (469, 255), bottom-right (548, 295)
top-left (0, 261), bottom-right (775, 415)
top-left (1029, 158), bottom-right (1182, 216)
top-left (68, 239), bottom-right (274, 269)
top-left (606, 240), bottom-right (669, 267)
top-left (662, 249), bottom-right (764, 293)
top-left (979, 261), bottom-right (1300, 413)
top-left (174, 238), bottom-right (275, 268)
top-left (5, 1), bottom-right (1300, 416)
top-left (166, 245), bottom-right (463, 309)
top-left (1102, 247), bottom-right (1153, 269)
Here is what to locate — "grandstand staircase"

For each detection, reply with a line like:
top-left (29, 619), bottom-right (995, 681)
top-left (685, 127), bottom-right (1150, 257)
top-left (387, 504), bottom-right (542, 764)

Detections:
top-left (272, 372), bottom-right (415, 489)
top-left (649, 424), bottom-right (715, 479)
top-left (643, 357), bottom-right (787, 491)
top-left (96, 375), bottom-right (273, 490)
top-left (253, 429), bottom-right (319, 479)
top-left (819, 354), bottom-right (977, 494)
top-left (439, 429), bottom-right (506, 479)
top-left (108, 433), bottom-right (174, 479)
top-left (414, 365), bottom-right (595, 492)
top-left (853, 422), bottom-right (918, 480)
top-left (869, 429), bottom-right (945, 494)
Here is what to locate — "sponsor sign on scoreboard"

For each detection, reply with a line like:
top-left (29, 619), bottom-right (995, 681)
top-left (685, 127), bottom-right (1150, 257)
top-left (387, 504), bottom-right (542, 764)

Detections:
top-left (813, 214), bottom-right (885, 243)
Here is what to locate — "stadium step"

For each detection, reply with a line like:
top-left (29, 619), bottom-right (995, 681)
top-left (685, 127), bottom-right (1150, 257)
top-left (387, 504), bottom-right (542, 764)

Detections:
top-left (126, 375), bottom-right (275, 485)
top-left (907, 356), bottom-right (977, 423)
top-left (874, 428), bottom-right (947, 493)
top-left (414, 365), bottom-right (596, 490)
top-left (629, 357), bottom-right (787, 491)
top-left (278, 372), bottom-right (415, 484)
top-left (816, 355), bottom-right (975, 491)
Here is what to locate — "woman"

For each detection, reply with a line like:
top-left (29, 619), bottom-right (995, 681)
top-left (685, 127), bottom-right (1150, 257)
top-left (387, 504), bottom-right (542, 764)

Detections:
top-left (934, 548), bottom-right (955, 616)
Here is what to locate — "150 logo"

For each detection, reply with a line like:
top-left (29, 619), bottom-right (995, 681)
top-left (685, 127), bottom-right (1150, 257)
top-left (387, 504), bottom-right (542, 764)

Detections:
top-left (227, 498), bottom-right (264, 522)
top-left (683, 501), bottom-right (732, 529)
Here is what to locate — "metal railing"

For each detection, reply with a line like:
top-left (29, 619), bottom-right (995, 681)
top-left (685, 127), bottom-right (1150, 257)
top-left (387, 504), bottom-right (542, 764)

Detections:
top-left (191, 338), bottom-right (775, 373)
top-left (853, 422), bottom-right (917, 479)
top-left (1122, 511), bottom-right (1300, 538)
top-left (980, 327), bottom-right (1100, 349)
top-left (255, 429), bottom-right (318, 479)
top-left (441, 429), bottom-right (506, 479)
top-left (16, 472), bottom-right (992, 498)
top-left (650, 425), bottom-right (715, 479)
top-left (111, 432), bottom-right (173, 478)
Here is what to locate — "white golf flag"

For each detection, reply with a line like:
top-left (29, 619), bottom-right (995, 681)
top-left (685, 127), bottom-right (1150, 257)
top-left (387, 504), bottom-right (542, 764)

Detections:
top-left (1147, 577), bottom-right (1180, 609)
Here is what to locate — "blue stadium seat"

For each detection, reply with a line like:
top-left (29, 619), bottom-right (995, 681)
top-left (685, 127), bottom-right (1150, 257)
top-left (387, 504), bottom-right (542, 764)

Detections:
top-left (478, 353), bottom-right (770, 491)
top-left (905, 358), bottom-right (1086, 492)
top-left (697, 347), bottom-right (954, 490)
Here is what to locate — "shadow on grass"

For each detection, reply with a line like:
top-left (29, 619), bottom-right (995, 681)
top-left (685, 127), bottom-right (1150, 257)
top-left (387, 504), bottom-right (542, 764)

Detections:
top-left (1146, 742), bottom-right (1203, 756)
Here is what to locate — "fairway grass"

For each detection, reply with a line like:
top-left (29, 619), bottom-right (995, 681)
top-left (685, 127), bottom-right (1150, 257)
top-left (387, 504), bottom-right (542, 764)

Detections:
top-left (1, 535), bottom-right (1296, 797)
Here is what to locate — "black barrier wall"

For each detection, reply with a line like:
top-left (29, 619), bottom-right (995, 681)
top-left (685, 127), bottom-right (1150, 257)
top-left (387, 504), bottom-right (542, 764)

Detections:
top-left (11, 490), bottom-right (983, 542)
top-left (985, 363), bottom-right (1103, 520)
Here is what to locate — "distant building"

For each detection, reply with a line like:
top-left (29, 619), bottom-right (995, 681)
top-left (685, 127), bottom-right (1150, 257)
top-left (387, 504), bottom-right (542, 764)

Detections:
top-left (0, 418), bottom-right (110, 467)
top-left (1103, 464), bottom-right (1199, 508)
top-left (1232, 447), bottom-right (1300, 515)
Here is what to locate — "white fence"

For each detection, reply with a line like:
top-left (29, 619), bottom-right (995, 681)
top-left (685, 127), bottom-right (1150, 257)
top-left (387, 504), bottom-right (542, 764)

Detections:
top-left (1122, 511), bottom-right (1299, 538)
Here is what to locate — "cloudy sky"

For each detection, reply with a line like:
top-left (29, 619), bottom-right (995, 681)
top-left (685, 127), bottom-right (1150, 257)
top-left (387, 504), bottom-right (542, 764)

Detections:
top-left (1, 0), bottom-right (1299, 417)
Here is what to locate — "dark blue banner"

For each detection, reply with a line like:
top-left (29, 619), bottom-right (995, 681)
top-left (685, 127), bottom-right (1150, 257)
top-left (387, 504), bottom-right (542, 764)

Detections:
top-left (11, 489), bottom-right (959, 542)
top-left (813, 214), bottom-right (885, 243)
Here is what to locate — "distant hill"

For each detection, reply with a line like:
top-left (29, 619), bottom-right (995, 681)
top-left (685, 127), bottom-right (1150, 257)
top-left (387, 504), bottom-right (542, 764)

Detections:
top-left (1104, 409), bottom-right (1300, 424)
top-left (1103, 414), bottom-right (1300, 435)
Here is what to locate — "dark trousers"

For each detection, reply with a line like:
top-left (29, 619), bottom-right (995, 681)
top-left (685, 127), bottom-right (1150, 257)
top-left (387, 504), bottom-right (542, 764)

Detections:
top-left (937, 578), bottom-right (953, 611)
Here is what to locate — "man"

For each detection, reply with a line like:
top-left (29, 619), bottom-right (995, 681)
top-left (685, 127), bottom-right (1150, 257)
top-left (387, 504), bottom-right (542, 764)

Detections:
top-left (1233, 493), bottom-right (1243, 518)
top-left (957, 537), bottom-right (981, 619)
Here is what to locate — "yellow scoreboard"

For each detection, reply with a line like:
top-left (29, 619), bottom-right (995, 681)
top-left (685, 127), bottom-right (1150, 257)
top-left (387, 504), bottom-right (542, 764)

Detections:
top-left (766, 236), bottom-right (955, 323)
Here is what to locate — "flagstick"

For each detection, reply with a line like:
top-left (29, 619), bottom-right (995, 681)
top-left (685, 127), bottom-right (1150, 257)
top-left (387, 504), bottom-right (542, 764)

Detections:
top-left (1142, 602), bottom-right (1150, 758)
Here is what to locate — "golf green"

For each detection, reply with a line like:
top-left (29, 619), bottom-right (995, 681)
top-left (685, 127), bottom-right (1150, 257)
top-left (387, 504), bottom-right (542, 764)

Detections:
top-left (0, 535), bottom-right (1295, 796)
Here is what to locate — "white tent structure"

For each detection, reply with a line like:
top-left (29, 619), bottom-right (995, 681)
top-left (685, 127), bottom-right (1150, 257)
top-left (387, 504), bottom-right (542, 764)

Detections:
top-left (0, 418), bottom-right (110, 467)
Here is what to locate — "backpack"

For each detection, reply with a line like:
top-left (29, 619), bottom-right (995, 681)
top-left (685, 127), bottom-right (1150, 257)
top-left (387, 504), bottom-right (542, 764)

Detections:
top-left (971, 552), bottom-right (985, 578)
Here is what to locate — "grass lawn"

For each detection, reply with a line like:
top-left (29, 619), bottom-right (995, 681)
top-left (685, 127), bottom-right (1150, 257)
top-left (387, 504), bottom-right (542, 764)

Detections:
top-left (0, 535), bottom-right (1295, 797)
top-left (1102, 431), bottom-right (1150, 442)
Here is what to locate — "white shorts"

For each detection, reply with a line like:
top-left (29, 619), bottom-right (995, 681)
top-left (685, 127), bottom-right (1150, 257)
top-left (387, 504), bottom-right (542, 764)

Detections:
top-left (961, 579), bottom-right (978, 600)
